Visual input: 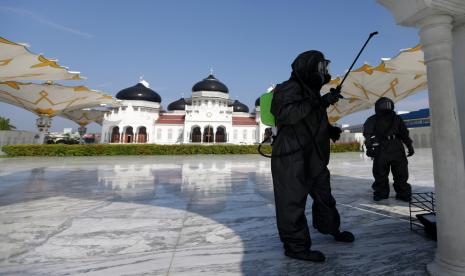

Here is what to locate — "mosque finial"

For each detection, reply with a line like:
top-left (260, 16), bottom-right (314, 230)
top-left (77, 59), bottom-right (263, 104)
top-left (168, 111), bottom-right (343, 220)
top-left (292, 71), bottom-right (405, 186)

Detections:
top-left (138, 74), bottom-right (150, 88)
top-left (210, 68), bottom-right (214, 75)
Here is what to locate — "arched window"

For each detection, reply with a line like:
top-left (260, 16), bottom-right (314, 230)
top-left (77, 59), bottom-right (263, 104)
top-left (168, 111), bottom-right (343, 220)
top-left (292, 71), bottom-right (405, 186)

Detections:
top-left (123, 126), bottom-right (134, 143)
top-left (242, 129), bottom-right (247, 140)
top-left (111, 126), bottom-right (120, 143)
top-left (233, 129), bottom-right (238, 140)
top-left (168, 128), bottom-right (173, 140)
top-left (191, 126), bottom-right (201, 142)
top-left (157, 128), bottom-right (162, 140)
top-left (137, 127), bottom-right (147, 143)
top-left (215, 126), bottom-right (226, 143)
top-left (203, 126), bottom-right (214, 143)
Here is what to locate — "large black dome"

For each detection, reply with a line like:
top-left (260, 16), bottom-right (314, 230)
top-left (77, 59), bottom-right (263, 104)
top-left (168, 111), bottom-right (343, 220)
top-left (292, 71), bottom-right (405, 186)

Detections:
top-left (232, 100), bottom-right (249, 113)
top-left (255, 97), bottom-right (260, 107)
top-left (167, 98), bottom-right (186, 111)
top-left (116, 82), bottom-right (162, 103)
top-left (192, 74), bottom-right (228, 93)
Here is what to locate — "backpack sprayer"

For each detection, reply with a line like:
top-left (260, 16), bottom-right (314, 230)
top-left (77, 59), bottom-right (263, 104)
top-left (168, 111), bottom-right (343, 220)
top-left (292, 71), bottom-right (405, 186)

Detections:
top-left (259, 31), bottom-right (379, 128)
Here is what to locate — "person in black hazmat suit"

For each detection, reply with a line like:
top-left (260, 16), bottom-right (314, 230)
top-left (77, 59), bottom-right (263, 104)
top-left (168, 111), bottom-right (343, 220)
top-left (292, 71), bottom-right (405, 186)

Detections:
top-left (363, 97), bottom-right (414, 202)
top-left (270, 51), bottom-right (354, 262)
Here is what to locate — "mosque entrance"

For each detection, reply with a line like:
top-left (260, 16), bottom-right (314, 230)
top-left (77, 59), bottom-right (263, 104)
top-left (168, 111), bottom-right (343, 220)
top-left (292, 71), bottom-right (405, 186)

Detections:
top-left (124, 126), bottom-right (134, 143)
top-left (111, 126), bottom-right (120, 143)
top-left (215, 126), bottom-right (226, 143)
top-left (137, 127), bottom-right (147, 143)
top-left (191, 127), bottom-right (201, 143)
top-left (203, 126), bottom-right (214, 143)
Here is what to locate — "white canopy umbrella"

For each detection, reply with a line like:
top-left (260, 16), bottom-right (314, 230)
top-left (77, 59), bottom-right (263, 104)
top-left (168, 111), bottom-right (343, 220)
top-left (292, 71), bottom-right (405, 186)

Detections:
top-left (60, 109), bottom-right (108, 143)
top-left (0, 81), bottom-right (115, 116)
top-left (324, 45), bottom-right (427, 123)
top-left (0, 81), bottom-right (116, 135)
top-left (61, 109), bottom-right (107, 126)
top-left (0, 36), bottom-right (82, 81)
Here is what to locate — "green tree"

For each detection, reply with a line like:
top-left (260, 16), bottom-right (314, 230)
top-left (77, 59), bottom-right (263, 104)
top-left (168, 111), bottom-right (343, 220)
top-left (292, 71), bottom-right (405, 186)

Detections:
top-left (0, 117), bottom-right (16, 130)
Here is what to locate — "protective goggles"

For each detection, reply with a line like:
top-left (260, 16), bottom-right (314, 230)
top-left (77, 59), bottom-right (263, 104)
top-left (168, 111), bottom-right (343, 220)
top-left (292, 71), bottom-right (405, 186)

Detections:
top-left (377, 100), bottom-right (394, 111)
top-left (317, 59), bottom-right (331, 75)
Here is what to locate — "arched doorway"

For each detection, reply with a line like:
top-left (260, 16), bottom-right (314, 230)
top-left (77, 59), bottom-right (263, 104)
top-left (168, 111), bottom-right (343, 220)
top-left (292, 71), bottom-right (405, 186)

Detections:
top-left (123, 126), bottom-right (134, 143)
top-left (191, 126), bottom-right (201, 143)
top-left (203, 126), bottom-right (214, 143)
top-left (111, 126), bottom-right (120, 143)
top-left (215, 126), bottom-right (226, 143)
top-left (137, 127), bottom-right (147, 143)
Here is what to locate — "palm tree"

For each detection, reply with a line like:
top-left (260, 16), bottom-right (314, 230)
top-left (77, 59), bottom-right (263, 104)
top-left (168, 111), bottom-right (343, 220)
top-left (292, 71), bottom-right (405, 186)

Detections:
top-left (0, 117), bottom-right (16, 130)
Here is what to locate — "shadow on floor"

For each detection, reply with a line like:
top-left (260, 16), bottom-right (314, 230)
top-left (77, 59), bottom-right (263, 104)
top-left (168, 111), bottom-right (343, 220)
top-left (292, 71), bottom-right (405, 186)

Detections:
top-left (0, 155), bottom-right (436, 275)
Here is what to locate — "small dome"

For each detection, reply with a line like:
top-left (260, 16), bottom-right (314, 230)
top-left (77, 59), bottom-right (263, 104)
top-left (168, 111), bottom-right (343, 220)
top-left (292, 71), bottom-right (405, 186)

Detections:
top-left (167, 98), bottom-right (186, 111)
top-left (116, 81), bottom-right (162, 103)
top-left (232, 100), bottom-right (249, 113)
top-left (192, 74), bottom-right (229, 93)
top-left (255, 97), bottom-right (260, 107)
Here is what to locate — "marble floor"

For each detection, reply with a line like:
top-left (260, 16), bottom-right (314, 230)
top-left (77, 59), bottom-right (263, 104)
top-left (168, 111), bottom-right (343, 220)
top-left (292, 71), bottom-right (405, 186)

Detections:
top-left (0, 149), bottom-right (436, 275)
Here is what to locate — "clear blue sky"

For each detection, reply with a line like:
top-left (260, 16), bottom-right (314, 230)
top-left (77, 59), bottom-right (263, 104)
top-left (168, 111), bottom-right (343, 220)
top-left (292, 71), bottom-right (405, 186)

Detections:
top-left (0, 0), bottom-right (428, 132)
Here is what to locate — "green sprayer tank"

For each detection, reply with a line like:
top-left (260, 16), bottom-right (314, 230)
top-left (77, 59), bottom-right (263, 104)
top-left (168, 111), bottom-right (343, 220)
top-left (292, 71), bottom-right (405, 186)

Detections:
top-left (260, 89), bottom-right (275, 127)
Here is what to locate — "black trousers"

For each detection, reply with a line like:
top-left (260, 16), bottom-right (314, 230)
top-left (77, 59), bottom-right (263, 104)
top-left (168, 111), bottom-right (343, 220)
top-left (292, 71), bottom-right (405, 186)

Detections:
top-left (372, 148), bottom-right (411, 198)
top-left (271, 151), bottom-right (340, 253)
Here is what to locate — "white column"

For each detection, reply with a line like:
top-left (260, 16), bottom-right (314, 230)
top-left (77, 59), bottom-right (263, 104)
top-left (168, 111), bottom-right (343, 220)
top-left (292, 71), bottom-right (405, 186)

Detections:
top-left (453, 22), bottom-right (465, 160)
top-left (418, 15), bottom-right (465, 276)
top-left (100, 127), bottom-right (106, 144)
top-left (377, 1), bottom-right (465, 275)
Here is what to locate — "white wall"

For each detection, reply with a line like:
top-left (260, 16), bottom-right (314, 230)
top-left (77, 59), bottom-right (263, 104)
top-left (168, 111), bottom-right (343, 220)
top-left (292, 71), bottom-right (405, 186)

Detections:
top-left (0, 130), bottom-right (40, 152)
top-left (230, 126), bottom-right (257, 145)
top-left (409, 126), bottom-right (432, 148)
top-left (155, 125), bottom-right (184, 144)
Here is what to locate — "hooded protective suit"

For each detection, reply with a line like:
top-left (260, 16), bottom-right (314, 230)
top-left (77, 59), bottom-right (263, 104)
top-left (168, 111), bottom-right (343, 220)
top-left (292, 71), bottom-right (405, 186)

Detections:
top-left (363, 97), bottom-right (413, 201)
top-left (270, 51), bottom-right (344, 253)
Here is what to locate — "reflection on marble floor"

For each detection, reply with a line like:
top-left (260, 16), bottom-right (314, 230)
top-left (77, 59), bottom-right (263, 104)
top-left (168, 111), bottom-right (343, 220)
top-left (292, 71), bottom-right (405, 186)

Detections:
top-left (0, 150), bottom-right (435, 275)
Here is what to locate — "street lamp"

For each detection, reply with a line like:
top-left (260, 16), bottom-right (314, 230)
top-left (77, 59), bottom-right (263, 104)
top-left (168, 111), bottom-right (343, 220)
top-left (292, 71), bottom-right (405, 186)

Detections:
top-left (36, 114), bottom-right (52, 143)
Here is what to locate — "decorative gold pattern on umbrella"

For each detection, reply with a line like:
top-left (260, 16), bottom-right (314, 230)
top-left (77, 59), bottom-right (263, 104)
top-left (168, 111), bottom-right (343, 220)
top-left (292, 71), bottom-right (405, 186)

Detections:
top-left (0, 36), bottom-right (82, 81)
top-left (0, 81), bottom-right (116, 117)
top-left (61, 109), bottom-right (107, 126)
top-left (324, 45), bottom-right (427, 123)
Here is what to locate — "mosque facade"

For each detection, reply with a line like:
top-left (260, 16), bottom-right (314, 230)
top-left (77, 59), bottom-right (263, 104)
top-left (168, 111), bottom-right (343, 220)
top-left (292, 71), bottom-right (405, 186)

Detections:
top-left (100, 74), bottom-right (269, 145)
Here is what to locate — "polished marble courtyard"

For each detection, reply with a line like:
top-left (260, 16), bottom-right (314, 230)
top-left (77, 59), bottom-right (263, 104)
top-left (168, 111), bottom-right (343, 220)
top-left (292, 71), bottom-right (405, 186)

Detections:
top-left (0, 150), bottom-right (436, 275)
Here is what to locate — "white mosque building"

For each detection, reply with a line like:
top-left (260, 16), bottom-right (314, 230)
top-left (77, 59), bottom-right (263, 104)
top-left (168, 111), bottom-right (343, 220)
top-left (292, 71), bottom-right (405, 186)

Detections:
top-left (100, 74), bottom-right (269, 145)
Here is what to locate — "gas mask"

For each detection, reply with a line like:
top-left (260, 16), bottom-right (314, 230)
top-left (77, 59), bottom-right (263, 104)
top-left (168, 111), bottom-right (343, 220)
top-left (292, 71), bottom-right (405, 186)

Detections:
top-left (291, 51), bottom-right (332, 89)
top-left (375, 97), bottom-right (395, 114)
top-left (315, 59), bottom-right (332, 86)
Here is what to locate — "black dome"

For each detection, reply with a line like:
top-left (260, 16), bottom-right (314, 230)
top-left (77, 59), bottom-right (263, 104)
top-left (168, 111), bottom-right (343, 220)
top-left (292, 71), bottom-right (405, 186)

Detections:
top-left (116, 83), bottom-right (162, 103)
top-left (232, 100), bottom-right (249, 113)
top-left (192, 74), bottom-right (229, 93)
top-left (255, 97), bottom-right (260, 107)
top-left (167, 98), bottom-right (186, 111)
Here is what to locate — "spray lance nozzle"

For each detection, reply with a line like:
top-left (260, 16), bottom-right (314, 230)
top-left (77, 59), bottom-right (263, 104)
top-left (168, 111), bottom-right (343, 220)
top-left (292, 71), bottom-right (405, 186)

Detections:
top-left (332, 31), bottom-right (379, 100)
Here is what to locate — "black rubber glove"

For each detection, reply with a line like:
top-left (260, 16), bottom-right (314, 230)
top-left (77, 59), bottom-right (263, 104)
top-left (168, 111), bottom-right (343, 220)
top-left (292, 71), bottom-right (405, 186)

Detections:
top-left (407, 144), bottom-right (415, 157)
top-left (321, 87), bottom-right (343, 108)
top-left (329, 125), bottom-right (342, 142)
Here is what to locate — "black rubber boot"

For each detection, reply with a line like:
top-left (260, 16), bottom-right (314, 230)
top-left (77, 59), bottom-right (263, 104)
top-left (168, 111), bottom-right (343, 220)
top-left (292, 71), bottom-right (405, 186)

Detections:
top-left (373, 194), bottom-right (389, 201)
top-left (332, 231), bottom-right (355, 243)
top-left (395, 194), bottom-right (411, 202)
top-left (284, 250), bottom-right (326, 262)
